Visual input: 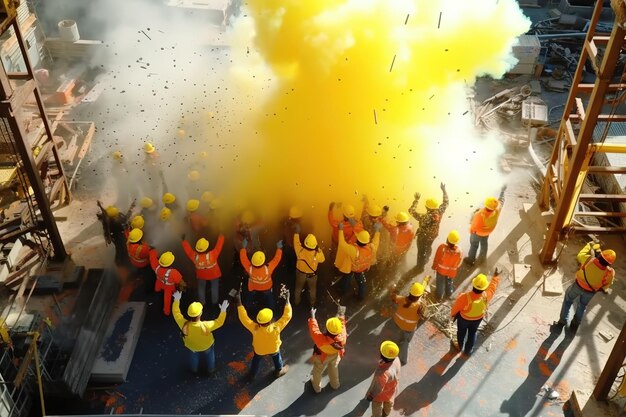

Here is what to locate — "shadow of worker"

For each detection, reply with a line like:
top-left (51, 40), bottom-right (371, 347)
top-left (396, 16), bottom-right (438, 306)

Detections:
top-left (500, 326), bottom-right (575, 416)
top-left (393, 350), bottom-right (466, 415)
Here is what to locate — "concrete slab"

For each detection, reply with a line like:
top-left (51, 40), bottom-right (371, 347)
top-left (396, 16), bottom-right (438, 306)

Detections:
top-left (543, 270), bottom-right (564, 295)
top-left (570, 389), bottom-right (620, 417)
top-left (91, 302), bottom-right (146, 383)
top-left (513, 263), bottom-right (532, 286)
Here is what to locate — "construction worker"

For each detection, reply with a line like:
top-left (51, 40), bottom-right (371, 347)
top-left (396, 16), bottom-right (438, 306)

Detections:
top-left (409, 183), bottom-right (449, 272)
top-left (556, 242), bottom-right (616, 331)
top-left (236, 291), bottom-right (291, 379)
top-left (464, 185), bottom-right (506, 266)
top-left (294, 228), bottom-right (325, 306)
top-left (139, 197), bottom-right (158, 230)
top-left (328, 202), bottom-right (364, 246)
top-left (382, 211), bottom-right (415, 268)
top-left (240, 239), bottom-right (283, 311)
top-left (390, 282), bottom-right (427, 365)
top-left (125, 228), bottom-right (154, 292)
top-left (182, 234), bottom-right (225, 307)
top-left (432, 230), bottom-right (463, 301)
top-left (186, 199), bottom-right (208, 235)
top-left (366, 341), bottom-right (401, 417)
top-left (96, 202), bottom-right (130, 267)
top-left (450, 269), bottom-right (500, 356)
top-left (308, 305), bottom-right (347, 393)
top-left (130, 215), bottom-right (145, 230)
top-left (149, 249), bottom-right (185, 316)
top-left (361, 196), bottom-right (384, 235)
top-left (335, 222), bottom-right (381, 301)
top-left (163, 192), bottom-right (180, 212)
top-left (282, 206), bottom-right (302, 271)
top-left (172, 291), bottom-right (229, 375)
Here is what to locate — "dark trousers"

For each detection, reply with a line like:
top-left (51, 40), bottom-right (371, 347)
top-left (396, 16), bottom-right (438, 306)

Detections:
top-left (341, 272), bottom-right (367, 300)
top-left (416, 234), bottom-right (434, 269)
top-left (457, 315), bottom-right (482, 355)
top-left (246, 289), bottom-right (275, 311)
top-left (250, 351), bottom-right (283, 377)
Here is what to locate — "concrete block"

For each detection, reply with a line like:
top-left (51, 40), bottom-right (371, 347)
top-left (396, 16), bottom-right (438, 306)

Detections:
top-left (91, 302), bottom-right (146, 383)
top-left (569, 389), bottom-right (619, 417)
top-left (513, 264), bottom-right (532, 285)
top-left (543, 270), bottom-right (563, 295)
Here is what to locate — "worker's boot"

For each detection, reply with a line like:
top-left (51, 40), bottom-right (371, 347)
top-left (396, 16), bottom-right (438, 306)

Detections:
top-left (569, 318), bottom-right (580, 332)
top-left (275, 365), bottom-right (289, 378)
top-left (462, 257), bottom-right (475, 266)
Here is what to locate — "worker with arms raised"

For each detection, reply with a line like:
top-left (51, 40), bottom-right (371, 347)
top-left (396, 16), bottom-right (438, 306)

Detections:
top-left (308, 304), bottom-right (347, 393)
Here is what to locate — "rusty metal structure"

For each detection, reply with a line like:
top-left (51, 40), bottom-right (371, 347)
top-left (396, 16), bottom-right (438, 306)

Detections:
top-left (0, 0), bottom-right (67, 261)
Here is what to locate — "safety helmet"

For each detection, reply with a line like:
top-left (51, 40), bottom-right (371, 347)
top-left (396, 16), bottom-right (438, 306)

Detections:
top-left (367, 204), bottom-right (382, 217)
top-left (472, 274), bottom-right (489, 291)
top-left (144, 142), bottom-right (155, 154)
top-left (304, 234), bottom-right (318, 250)
top-left (105, 206), bottom-right (119, 218)
top-left (380, 340), bottom-right (400, 360)
top-left (128, 228), bottom-right (143, 243)
top-left (256, 308), bottom-right (273, 324)
top-left (160, 207), bottom-right (172, 221)
top-left (326, 317), bottom-right (343, 335)
top-left (601, 249), bottom-right (616, 265)
top-left (131, 215), bottom-right (145, 230)
top-left (159, 251), bottom-right (175, 267)
top-left (241, 210), bottom-right (255, 225)
top-left (342, 204), bottom-right (356, 218)
top-left (289, 206), bottom-right (303, 219)
top-left (140, 197), bottom-right (154, 209)
top-left (195, 238), bottom-right (209, 252)
top-left (209, 198), bottom-right (222, 210)
top-left (447, 230), bottom-right (460, 245)
top-left (395, 211), bottom-right (409, 223)
top-left (484, 197), bottom-right (498, 211)
top-left (187, 302), bottom-right (203, 318)
top-left (112, 150), bottom-right (123, 160)
top-left (187, 170), bottom-right (200, 182)
top-left (410, 282), bottom-right (424, 297)
top-left (356, 230), bottom-right (371, 245)
top-left (201, 191), bottom-right (214, 203)
top-left (425, 198), bottom-right (440, 210)
top-left (163, 193), bottom-right (176, 205)
top-left (251, 251), bottom-right (265, 267)
top-left (187, 199), bottom-right (200, 212)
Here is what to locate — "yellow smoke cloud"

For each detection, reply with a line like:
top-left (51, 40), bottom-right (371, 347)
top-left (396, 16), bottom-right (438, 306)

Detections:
top-left (219, 0), bottom-right (529, 231)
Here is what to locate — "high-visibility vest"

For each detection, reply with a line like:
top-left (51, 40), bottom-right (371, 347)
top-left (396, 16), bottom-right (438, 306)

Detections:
top-left (394, 302), bottom-right (421, 332)
top-left (248, 265), bottom-right (271, 291)
top-left (128, 243), bottom-right (149, 266)
top-left (155, 266), bottom-right (174, 286)
top-left (434, 245), bottom-right (462, 277)
top-left (352, 245), bottom-right (373, 273)
top-left (575, 257), bottom-right (614, 292)
top-left (472, 208), bottom-right (500, 236)
top-left (194, 252), bottom-right (217, 270)
top-left (394, 227), bottom-right (414, 254)
top-left (461, 292), bottom-right (488, 320)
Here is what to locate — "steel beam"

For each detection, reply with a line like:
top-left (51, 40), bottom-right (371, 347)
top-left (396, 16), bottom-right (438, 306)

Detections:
top-left (594, 321), bottom-right (626, 400)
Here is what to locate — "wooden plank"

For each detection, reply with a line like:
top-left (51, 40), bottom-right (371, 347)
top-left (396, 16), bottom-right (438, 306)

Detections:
top-left (571, 226), bottom-right (626, 233)
top-left (579, 194), bottom-right (626, 202)
top-left (577, 83), bottom-right (626, 92)
top-left (588, 166), bottom-right (626, 173)
top-left (76, 123), bottom-right (95, 160)
top-left (570, 114), bottom-right (626, 122)
top-left (574, 211), bottom-right (626, 217)
top-left (575, 97), bottom-right (586, 121)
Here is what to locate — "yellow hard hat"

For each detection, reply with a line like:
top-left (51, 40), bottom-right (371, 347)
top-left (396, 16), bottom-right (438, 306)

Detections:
top-left (410, 282), bottom-right (424, 297)
top-left (128, 228), bottom-right (143, 243)
top-left (105, 206), bottom-right (119, 218)
top-left (187, 199), bottom-right (200, 212)
top-left (187, 302), bottom-right (203, 318)
top-left (201, 191), bottom-right (214, 203)
top-left (144, 142), bottom-right (155, 154)
top-left (380, 340), bottom-right (399, 360)
top-left (256, 308), bottom-right (273, 324)
top-left (131, 215), bottom-right (145, 230)
top-left (159, 251), bottom-right (175, 267)
top-left (112, 150), bottom-right (123, 160)
top-left (342, 204), bottom-right (356, 218)
top-left (326, 317), bottom-right (343, 335)
top-left (367, 204), bottom-right (382, 217)
top-left (163, 193), bottom-right (176, 205)
top-left (447, 230), bottom-right (460, 245)
top-left (187, 170), bottom-right (200, 182)
top-left (425, 198), bottom-right (440, 210)
top-left (241, 210), bottom-right (255, 225)
top-left (209, 198), bottom-right (222, 210)
top-left (251, 251), bottom-right (265, 267)
top-left (484, 197), bottom-right (498, 210)
top-left (356, 230), bottom-right (371, 245)
top-left (140, 197), bottom-right (154, 209)
top-left (289, 206), bottom-right (303, 219)
top-left (472, 274), bottom-right (489, 291)
top-left (601, 249), bottom-right (616, 265)
top-left (304, 234), bottom-right (318, 250)
top-left (195, 238), bottom-right (209, 252)
top-left (395, 211), bottom-right (409, 223)
top-left (160, 207), bottom-right (172, 221)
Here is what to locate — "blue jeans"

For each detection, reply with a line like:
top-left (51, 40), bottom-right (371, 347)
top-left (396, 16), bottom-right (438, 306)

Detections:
top-left (435, 272), bottom-right (454, 300)
top-left (341, 272), bottom-right (367, 299)
top-left (197, 279), bottom-right (219, 305)
top-left (246, 289), bottom-right (275, 311)
top-left (467, 233), bottom-right (489, 262)
top-left (457, 315), bottom-right (482, 355)
top-left (190, 345), bottom-right (215, 373)
top-left (250, 351), bottom-right (283, 377)
top-left (559, 282), bottom-right (596, 324)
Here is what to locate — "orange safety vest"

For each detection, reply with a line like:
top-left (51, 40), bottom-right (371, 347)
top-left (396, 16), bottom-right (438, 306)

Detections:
top-left (248, 265), bottom-right (272, 291)
top-left (194, 252), bottom-right (217, 270)
top-left (394, 227), bottom-right (414, 254)
top-left (352, 245), bottom-right (374, 273)
top-left (127, 242), bottom-right (149, 267)
top-left (461, 292), bottom-right (488, 320)
top-left (434, 245), bottom-right (462, 278)
top-left (393, 301), bottom-right (422, 332)
top-left (155, 266), bottom-right (175, 286)
top-left (575, 257), bottom-right (614, 292)
top-left (472, 207), bottom-right (500, 237)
